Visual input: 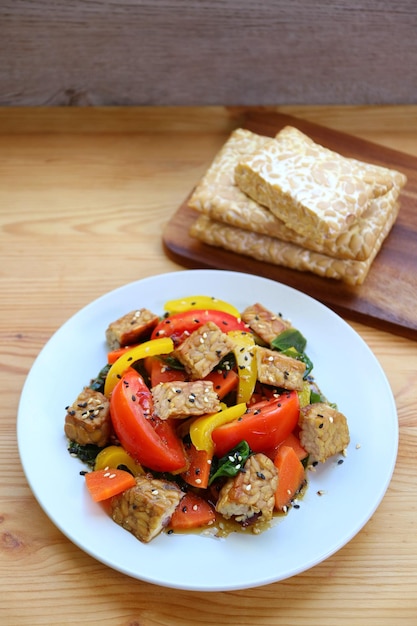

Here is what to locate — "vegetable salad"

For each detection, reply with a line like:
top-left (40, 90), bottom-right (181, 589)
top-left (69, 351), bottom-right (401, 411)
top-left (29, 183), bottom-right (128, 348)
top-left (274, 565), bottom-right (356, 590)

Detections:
top-left (65, 295), bottom-right (350, 543)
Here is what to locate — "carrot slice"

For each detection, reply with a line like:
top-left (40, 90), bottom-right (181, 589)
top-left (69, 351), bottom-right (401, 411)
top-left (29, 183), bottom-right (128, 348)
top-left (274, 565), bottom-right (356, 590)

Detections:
top-left (277, 430), bottom-right (308, 461)
top-left (107, 345), bottom-right (139, 364)
top-left (274, 445), bottom-right (306, 511)
top-left (85, 468), bottom-right (136, 502)
top-left (204, 368), bottom-right (239, 400)
top-left (170, 492), bottom-right (216, 530)
top-left (181, 444), bottom-right (213, 489)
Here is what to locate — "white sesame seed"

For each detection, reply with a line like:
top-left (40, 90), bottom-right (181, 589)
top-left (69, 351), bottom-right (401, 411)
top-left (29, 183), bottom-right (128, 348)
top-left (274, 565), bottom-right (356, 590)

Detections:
top-left (356, 443), bottom-right (361, 449)
top-left (192, 504), bottom-right (198, 511)
top-left (245, 484), bottom-right (252, 491)
top-left (195, 478), bottom-right (202, 485)
top-left (104, 472), bottom-right (111, 477)
top-left (109, 473), bottom-right (116, 479)
top-left (152, 489), bottom-right (159, 495)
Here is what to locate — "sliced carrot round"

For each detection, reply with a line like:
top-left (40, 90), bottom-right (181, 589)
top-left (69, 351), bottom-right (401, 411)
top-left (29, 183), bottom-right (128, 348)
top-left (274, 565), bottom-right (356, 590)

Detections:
top-left (85, 467), bottom-right (136, 502)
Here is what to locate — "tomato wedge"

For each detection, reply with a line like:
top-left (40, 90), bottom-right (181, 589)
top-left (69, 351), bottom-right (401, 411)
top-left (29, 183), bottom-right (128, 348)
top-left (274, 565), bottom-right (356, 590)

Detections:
top-left (151, 309), bottom-right (249, 346)
top-left (211, 391), bottom-right (300, 458)
top-left (110, 368), bottom-right (187, 473)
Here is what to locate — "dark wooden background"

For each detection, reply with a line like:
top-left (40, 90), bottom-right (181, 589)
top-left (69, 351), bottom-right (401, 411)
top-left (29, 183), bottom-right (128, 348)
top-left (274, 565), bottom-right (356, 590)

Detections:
top-left (1, 0), bottom-right (416, 107)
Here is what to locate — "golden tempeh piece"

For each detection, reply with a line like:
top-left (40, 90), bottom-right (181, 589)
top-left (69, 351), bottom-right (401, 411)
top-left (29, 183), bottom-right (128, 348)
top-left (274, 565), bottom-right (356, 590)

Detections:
top-left (188, 128), bottom-right (403, 261)
top-left (255, 346), bottom-right (306, 391)
top-left (189, 203), bottom-right (399, 286)
top-left (234, 126), bottom-right (406, 239)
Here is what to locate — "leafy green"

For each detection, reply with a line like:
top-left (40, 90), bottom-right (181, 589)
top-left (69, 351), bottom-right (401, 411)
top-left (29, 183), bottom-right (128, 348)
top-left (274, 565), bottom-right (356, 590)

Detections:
top-left (89, 363), bottom-right (111, 393)
top-left (67, 441), bottom-right (102, 467)
top-left (271, 329), bottom-right (307, 353)
top-left (157, 355), bottom-right (186, 371)
top-left (208, 441), bottom-right (252, 485)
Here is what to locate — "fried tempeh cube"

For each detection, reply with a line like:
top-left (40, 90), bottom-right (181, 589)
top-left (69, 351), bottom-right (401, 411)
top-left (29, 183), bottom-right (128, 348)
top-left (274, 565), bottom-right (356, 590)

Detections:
top-left (215, 453), bottom-right (278, 529)
top-left (255, 346), bottom-right (305, 391)
top-left (241, 302), bottom-right (291, 345)
top-left (64, 387), bottom-right (111, 447)
top-left (105, 308), bottom-right (159, 350)
top-left (173, 321), bottom-right (235, 379)
top-left (152, 380), bottom-right (221, 419)
top-left (111, 474), bottom-right (185, 543)
top-left (298, 402), bottom-right (350, 463)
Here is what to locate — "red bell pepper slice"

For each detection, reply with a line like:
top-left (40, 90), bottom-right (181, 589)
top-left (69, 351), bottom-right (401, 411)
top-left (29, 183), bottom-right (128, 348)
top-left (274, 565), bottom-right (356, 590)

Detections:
top-left (211, 390), bottom-right (300, 458)
top-left (151, 309), bottom-right (249, 346)
top-left (110, 368), bottom-right (187, 473)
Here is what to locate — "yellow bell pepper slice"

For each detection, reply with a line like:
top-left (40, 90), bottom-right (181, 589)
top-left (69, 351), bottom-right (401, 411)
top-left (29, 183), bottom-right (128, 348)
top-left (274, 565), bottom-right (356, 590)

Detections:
top-left (104, 336), bottom-right (174, 397)
top-left (298, 380), bottom-right (311, 408)
top-left (163, 295), bottom-right (241, 318)
top-left (94, 445), bottom-right (144, 476)
top-left (228, 330), bottom-right (257, 404)
top-left (190, 403), bottom-right (247, 455)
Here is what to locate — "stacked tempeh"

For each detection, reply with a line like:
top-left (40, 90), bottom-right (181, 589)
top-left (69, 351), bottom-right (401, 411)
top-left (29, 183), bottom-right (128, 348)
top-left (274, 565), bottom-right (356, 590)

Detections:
top-left (188, 126), bottom-right (407, 285)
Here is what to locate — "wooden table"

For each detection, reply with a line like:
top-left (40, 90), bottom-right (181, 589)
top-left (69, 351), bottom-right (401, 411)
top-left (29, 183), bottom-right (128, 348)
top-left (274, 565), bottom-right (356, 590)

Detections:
top-left (1, 105), bottom-right (416, 625)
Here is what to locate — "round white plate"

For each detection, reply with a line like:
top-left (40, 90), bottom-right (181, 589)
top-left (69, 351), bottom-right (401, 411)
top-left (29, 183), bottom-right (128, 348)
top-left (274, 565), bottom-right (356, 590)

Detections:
top-left (17, 270), bottom-right (398, 591)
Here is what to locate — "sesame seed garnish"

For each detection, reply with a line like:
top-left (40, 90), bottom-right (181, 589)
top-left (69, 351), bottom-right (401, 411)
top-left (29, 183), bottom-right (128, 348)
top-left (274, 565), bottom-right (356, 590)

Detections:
top-left (356, 443), bottom-right (361, 449)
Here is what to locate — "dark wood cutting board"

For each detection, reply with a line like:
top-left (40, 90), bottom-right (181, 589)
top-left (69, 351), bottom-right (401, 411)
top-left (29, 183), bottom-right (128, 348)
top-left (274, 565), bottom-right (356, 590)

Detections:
top-left (163, 112), bottom-right (417, 340)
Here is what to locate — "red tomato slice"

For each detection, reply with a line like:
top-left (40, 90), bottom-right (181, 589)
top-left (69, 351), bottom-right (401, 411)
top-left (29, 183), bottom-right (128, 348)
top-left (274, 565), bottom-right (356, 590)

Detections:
top-left (151, 309), bottom-right (249, 346)
top-left (211, 391), bottom-right (300, 458)
top-left (109, 368), bottom-right (187, 473)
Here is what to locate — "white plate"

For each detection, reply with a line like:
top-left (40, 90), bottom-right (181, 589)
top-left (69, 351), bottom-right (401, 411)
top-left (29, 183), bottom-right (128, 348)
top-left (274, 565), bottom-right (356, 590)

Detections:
top-left (17, 270), bottom-right (398, 591)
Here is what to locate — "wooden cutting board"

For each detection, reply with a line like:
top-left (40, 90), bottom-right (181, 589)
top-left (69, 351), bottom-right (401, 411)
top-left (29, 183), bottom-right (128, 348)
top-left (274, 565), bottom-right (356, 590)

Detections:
top-left (163, 112), bottom-right (417, 340)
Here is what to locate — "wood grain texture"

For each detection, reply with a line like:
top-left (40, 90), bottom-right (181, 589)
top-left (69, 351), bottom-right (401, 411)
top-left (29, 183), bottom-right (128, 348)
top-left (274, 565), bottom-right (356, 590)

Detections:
top-left (163, 112), bottom-right (417, 339)
top-left (1, 1), bottom-right (417, 106)
top-left (1, 105), bottom-right (417, 625)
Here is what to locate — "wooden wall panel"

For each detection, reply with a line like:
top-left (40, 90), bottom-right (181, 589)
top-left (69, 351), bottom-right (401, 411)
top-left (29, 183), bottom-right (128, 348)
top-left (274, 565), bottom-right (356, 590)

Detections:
top-left (1, 0), bottom-right (416, 106)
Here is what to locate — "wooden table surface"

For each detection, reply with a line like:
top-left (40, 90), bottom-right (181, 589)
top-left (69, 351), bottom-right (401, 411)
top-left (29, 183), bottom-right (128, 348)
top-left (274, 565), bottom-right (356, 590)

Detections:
top-left (1, 105), bottom-right (416, 625)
